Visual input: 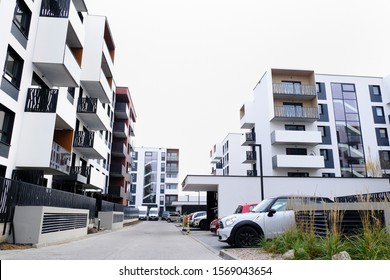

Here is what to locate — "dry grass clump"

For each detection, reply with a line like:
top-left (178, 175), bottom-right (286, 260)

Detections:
top-left (260, 196), bottom-right (390, 260)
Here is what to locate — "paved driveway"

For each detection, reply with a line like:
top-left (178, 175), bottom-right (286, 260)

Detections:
top-left (0, 221), bottom-right (222, 260)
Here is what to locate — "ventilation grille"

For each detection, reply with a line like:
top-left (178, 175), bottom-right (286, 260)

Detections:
top-left (113, 214), bottom-right (124, 223)
top-left (42, 213), bottom-right (88, 234)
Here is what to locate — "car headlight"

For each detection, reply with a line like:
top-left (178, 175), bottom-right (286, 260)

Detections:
top-left (225, 216), bottom-right (237, 227)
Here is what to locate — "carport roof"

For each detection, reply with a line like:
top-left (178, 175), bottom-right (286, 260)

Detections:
top-left (181, 175), bottom-right (230, 192)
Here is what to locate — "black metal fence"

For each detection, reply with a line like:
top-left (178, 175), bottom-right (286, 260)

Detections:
top-left (0, 177), bottom-right (125, 232)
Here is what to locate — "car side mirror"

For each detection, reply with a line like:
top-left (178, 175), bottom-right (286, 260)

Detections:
top-left (267, 209), bottom-right (276, 217)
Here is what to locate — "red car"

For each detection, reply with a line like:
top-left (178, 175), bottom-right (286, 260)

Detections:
top-left (210, 203), bottom-right (258, 233)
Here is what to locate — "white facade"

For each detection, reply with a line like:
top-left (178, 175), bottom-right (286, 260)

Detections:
top-left (183, 175), bottom-right (390, 218)
top-left (184, 68), bottom-right (390, 218)
top-left (210, 133), bottom-right (251, 176)
top-left (0, 0), bottom-right (116, 194)
top-left (130, 147), bottom-right (180, 213)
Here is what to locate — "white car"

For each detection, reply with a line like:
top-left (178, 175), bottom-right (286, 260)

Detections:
top-left (217, 196), bottom-right (333, 248)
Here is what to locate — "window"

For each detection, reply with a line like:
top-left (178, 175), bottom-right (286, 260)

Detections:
top-left (376, 107), bottom-right (384, 117)
top-left (13, 0), bottom-right (32, 37)
top-left (318, 104), bottom-right (323, 115)
top-left (379, 151), bottom-right (390, 169)
top-left (131, 173), bottom-right (137, 183)
top-left (372, 86), bottom-right (381, 96)
top-left (322, 173), bottom-right (335, 177)
top-left (161, 163), bottom-right (165, 172)
top-left (379, 128), bottom-right (388, 139)
top-left (286, 148), bottom-right (307, 155)
top-left (161, 152), bottom-right (166, 161)
top-left (0, 105), bottom-right (15, 145)
top-left (3, 46), bottom-right (24, 88)
top-left (160, 173), bottom-right (165, 183)
top-left (318, 126), bottom-right (326, 137)
top-left (320, 149), bottom-right (328, 160)
top-left (160, 184), bottom-right (164, 194)
top-left (285, 124), bottom-right (305, 131)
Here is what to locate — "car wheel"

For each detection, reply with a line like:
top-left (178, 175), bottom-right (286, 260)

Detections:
top-left (167, 218), bottom-right (171, 223)
top-left (234, 226), bottom-right (261, 248)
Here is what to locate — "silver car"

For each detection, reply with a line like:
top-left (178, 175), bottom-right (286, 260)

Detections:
top-left (166, 212), bottom-right (181, 223)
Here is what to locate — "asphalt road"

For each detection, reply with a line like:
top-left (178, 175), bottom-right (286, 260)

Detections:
top-left (0, 220), bottom-right (223, 260)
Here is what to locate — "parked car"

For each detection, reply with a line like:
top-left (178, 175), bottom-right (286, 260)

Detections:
top-left (211, 203), bottom-right (258, 234)
top-left (192, 213), bottom-right (208, 229)
top-left (189, 211), bottom-right (207, 226)
top-left (166, 212), bottom-right (181, 223)
top-left (217, 196), bottom-right (333, 248)
top-left (161, 211), bottom-right (170, 220)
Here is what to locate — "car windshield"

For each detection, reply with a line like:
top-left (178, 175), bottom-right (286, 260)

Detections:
top-left (251, 198), bottom-right (274, 213)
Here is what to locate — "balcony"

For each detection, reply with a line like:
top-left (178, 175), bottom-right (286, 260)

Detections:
top-left (110, 164), bottom-right (126, 178)
top-left (108, 185), bottom-right (125, 198)
top-left (240, 102), bottom-right (255, 129)
top-left (273, 106), bottom-right (318, 122)
top-left (113, 122), bottom-right (129, 139)
top-left (111, 143), bottom-right (127, 157)
top-left (50, 142), bottom-right (71, 175)
top-left (68, 166), bottom-right (91, 184)
top-left (273, 83), bottom-right (317, 100)
top-left (85, 167), bottom-right (106, 191)
top-left (114, 103), bottom-right (130, 120)
top-left (77, 97), bottom-right (110, 131)
top-left (73, 131), bottom-right (106, 159)
top-left (242, 132), bottom-right (256, 146)
top-left (271, 130), bottom-right (322, 145)
top-left (272, 155), bottom-right (324, 169)
top-left (25, 88), bottom-right (58, 113)
top-left (243, 151), bottom-right (256, 164)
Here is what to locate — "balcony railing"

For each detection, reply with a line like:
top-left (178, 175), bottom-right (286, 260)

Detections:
top-left (273, 83), bottom-right (317, 97)
top-left (70, 166), bottom-right (91, 178)
top-left (274, 106), bottom-right (318, 120)
top-left (247, 170), bottom-right (257, 177)
top-left (50, 142), bottom-right (71, 174)
top-left (77, 97), bottom-right (97, 114)
top-left (25, 88), bottom-right (58, 113)
top-left (73, 131), bottom-right (94, 148)
top-left (40, 0), bottom-right (71, 18)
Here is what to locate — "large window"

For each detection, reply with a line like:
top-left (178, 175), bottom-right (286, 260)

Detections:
top-left (0, 105), bottom-right (15, 145)
top-left (331, 83), bottom-right (365, 177)
top-left (13, 0), bottom-right (32, 37)
top-left (3, 46), bottom-right (24, 88)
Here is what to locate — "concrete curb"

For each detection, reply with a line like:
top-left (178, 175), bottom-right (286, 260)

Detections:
top-left (219, 249), bottom-right (239, 260)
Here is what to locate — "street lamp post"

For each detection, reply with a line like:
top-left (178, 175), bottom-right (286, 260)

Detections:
top-left (249, 144), bottom-right (264, 201)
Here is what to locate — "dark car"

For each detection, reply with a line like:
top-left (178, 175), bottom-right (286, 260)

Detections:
top-left (161, 211), bottom-right (169, 220)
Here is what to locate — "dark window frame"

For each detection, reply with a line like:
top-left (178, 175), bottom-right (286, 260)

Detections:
top-left (3, 46), bottom-right (24, 89)
top-left (13, 0), bottom-right (32, 38)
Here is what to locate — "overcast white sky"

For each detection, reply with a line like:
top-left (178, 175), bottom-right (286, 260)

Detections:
top-left (85, 0), bottom-right (390, 182)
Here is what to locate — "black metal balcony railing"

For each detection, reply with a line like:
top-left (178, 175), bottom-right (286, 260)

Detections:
top-left (274, 106), bottom-right (318, 119)
top-left (245, 132), bottom-right (256, 142)
top-left (50, 142), bottom-right (71, 174)
top-left (77, 98), bottom-right (97, 114)
top-left (247, 170), bottom-right (257, 177)
top-left (70, 166), bottom-right (91, 178)
top-left (216, 162), bottom-right (223, 169)
top-left (73, 131), bottom-right (94, 148)
top-left (40, 0), bottom-right (70, 18)
top-left (246, 151), bottom-right (257, 161)
top-left (273, 83), bottom-right (317, 96)
top-left (25, 88), bottom-right (58, 113)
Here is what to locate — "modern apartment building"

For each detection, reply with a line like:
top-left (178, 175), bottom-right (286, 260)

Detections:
top-left (109, 87), bottom-right (137, 205)
top-left (210, 133), bottom-right (250, 176)
top-left (130, 147), bottom-right (180, 213)
top-left (0, 0), bottom-right (135, 199)
top-left (240, 68), bottom-right (390, 178)
top-left (185, 68), bottom-right (390, 218)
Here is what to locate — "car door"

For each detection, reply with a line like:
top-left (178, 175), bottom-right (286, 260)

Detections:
top-left (262, 198), bottom-right (296, 238)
